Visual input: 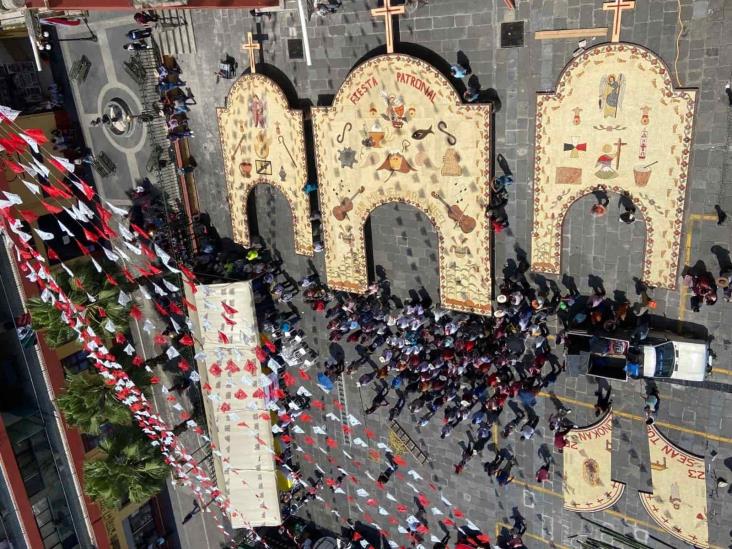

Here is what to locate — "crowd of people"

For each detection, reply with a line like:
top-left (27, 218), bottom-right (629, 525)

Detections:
top-left (154, 57), bottom-right (196, 143)
top-left (203, 233), bottom-right (665, 549)
top-left (299, 263), bottom-right (599, 487)
top-left (162, 208), bottom-right (682, 549)
top-left (101, 14), bottom-right (727, 545)
top-left (121, 25), bottom-right (196, 142)
top-left (126, 179), bottom-right (194, 265)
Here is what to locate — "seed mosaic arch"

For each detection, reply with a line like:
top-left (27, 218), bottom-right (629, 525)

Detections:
top-left (531, 43), bottom-right (697, 288)
top-left (217, 74), bottom-right (312, 255)
top-left (312, 54), bottom-right (492, 315)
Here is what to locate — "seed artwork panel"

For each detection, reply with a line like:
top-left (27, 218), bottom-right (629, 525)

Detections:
top-left (312, 54), bottom-right (493, 315)
top-left (217, 74), bottom-right (313, 255)
top-left (531, 43), bottom-right (696, 288)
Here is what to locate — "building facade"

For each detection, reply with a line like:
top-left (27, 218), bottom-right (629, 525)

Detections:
top-left (0, 92), bottom-right (170, 549)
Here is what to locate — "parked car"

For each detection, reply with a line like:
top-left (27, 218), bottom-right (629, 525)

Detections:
top-left (564, 328), bottom-right (711, 382)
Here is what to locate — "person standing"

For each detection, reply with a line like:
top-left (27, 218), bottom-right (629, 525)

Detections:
top-left (124, 41), bottom-right (152, 51)
top-left (619, 204), bottom-right (636, 224)
top-left (134, 11), bottom-right (158, 25)
top-left (496, 457), bottom-right (516, 486)
top-left (126, 27), bottom-right (153, 41)
top-left (450, 63), bottom-right (471, 79)
top-left (535, 464), bottom-right (550, 483)
top-left (591, 203), bottom-right (607, 217)
top-left (643, 389), bottom-right (660, 425)
top-left (181, 500), bottom-right (200, 525)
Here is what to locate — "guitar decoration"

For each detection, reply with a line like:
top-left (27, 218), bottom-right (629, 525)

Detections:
top-left (231, 131), bottom-right (247, 161)
top-left (437, 121), bottom-right (457, 145)
top-left (431, 191), bottom-right (476, 234)
top-left (278, 135), bottom-right (297, 166)
top-left (332, 186), bottom-right (365, 221)
top-left (336, 122), bottom-right (353, 144)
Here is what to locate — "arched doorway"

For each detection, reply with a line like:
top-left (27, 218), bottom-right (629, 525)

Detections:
top-left (246, 183), bottom-right (298, 253)
top-left (560, 192), bottom-right (646, 297)
top-left (365, 202), bottom-right (440, 303)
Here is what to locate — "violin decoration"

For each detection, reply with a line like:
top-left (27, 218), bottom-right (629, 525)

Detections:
top-left (431, 191), bottom-right (476, 234)
top-left (332, 186), bottom-right (365, 221)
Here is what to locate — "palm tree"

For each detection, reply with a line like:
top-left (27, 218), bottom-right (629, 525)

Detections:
top-left (27, 261), bottom-right (131, 348)
top-left (57, 371), bottom-right (132, 435)
top-left (57, 343), bottom-right (152, 434)
top-left (83, 426), bottom-right (170, 509)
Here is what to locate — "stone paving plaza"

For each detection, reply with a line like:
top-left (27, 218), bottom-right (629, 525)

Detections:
top-left (56, 1), bottom-right (732, 547)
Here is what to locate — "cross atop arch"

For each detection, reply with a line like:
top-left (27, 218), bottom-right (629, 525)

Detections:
top-left (241, 31), bottom-right (261, 73)
top-left (370, 0), bottom-right (405, 54)
top-left (603, 0), bottom-right (635, 42)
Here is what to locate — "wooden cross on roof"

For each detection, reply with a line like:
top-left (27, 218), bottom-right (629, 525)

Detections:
top-left (371, 0), bottom-right (405, 54)
top-left (603, 0), bottom-right (635, 42)
top-left (241, 31), bottom-right (261, 73)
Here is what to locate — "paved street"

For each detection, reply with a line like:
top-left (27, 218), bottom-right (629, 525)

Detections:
top-left (54, 1), bottom-right (732, 548)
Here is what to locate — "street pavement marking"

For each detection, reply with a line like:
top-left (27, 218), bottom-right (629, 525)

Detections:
top-left (678, 213), bottom-right (719, 325)
top-left (711, 367), bottom-right (732, 376)
top-left (538, 392), bottom-right (732, 445)
top-left (494, 521), bottom-right (571, 549)
top-left (513, 478), bottom-right (557, 498)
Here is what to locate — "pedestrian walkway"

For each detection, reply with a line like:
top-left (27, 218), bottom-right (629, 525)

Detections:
top-left (154, 10), bottom-right (197, 56)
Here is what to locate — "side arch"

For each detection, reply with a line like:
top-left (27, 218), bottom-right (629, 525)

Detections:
top-left (530, 42), bottom-right (697, 289)
top-left (217, 73), bottom-right (313, 256)
top-left (243, 180), bottom-right (306, 252)
top-left (552, 184), bottom-right (650, 279)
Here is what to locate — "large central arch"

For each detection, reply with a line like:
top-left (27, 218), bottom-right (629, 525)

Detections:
top-left (312, 53), bottom-right (492, 315)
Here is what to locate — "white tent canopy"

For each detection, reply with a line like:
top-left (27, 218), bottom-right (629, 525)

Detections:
top-left (187, 281), bottom-right (281, 528)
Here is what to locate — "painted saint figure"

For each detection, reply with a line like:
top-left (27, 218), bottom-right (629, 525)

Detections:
top-left (595, 144), bottom-right (618, 179)
top-left (381, 91), bottom-right (407, 129)
top-left (249, 93), bottom-right (266, 128)
top-left (598, 74), bottom-right (624, 118)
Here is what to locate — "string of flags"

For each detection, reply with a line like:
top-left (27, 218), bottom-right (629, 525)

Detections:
top-left (0, 112), bottom-right (492, 548)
